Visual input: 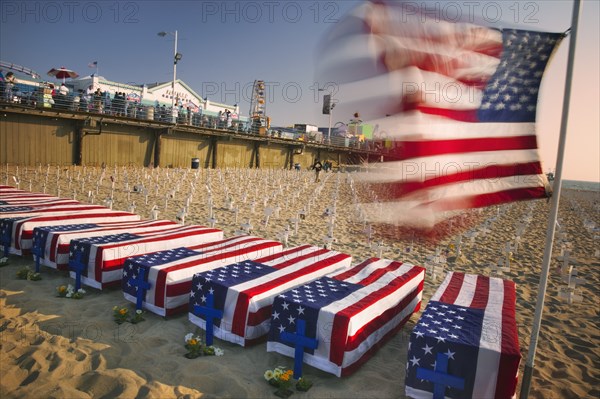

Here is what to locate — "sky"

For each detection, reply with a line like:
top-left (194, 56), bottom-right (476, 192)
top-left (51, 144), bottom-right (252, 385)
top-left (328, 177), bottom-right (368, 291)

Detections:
top-left (0, 1), bottom-right (598, 182)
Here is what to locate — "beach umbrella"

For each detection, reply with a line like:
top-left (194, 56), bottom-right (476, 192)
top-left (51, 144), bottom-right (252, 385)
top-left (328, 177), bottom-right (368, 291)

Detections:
top-left (47, 67), bottom-right (79, 83)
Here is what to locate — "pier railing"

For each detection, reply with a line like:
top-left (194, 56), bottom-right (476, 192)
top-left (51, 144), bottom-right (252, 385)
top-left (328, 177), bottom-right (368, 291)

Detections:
top-left (0, 86), bottom-right (381, 152)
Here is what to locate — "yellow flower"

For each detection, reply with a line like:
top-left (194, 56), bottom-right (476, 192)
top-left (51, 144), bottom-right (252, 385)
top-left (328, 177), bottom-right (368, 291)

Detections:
top-left (264, 370), bottom-right (274, 381)
top-left (188, 338), bottom-right (198, 346)
top-left (273, 369), bottom-right (282, 378)
top-left (119, 308), bottom-right (128, 315)
top-left (280, 373), bottom-right (290, 382)
top-left (58, 286), bottom-right (66, 293)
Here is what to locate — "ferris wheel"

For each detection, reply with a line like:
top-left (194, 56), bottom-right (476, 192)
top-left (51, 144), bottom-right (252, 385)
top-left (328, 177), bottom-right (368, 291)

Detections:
top-left (248, 80), bottom-right (266, 120)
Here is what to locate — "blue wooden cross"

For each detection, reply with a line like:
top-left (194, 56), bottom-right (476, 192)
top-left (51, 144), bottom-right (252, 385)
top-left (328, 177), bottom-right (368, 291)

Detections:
top-left (129, 267), bottom-right (151, 310)
top-left (68, 252), bottom-right (86, 291)
top-left (193, 293), bottom-right (223, 346)
top-left (416, 352), bottom-right (465, 399)
top-left (1, 225), bottom-right (10, 258)
top-left (32, 238), bottom-right (43, 273)
top-left (280, 318), bottom-right (318, 379)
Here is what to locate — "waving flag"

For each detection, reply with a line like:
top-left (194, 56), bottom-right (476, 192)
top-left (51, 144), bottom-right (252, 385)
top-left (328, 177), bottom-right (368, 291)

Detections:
top-left (405, 272), bottom-right (519, 399)
top-left (189, 245), bottom-right (352, 346)
top-left (317, 1), bottom-right (563, 228)
top-left (122, 235), bottom-right (283, 316)
top-left (268, 258), bottom-right (424, 376)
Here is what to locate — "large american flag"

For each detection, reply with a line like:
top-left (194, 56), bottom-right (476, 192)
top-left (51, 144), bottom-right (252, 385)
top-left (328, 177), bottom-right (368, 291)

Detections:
top-left (68, 225), bottom-right (223, 289)
top-left (405, 272), bottom-right (519, 399)
top-left (122, 235), bottom-right (283, 316)
top-left (267, 258), bottom-right (425, 377)
top-left (189, 245), bottom-right (352, 346)
top-left (317, 1), bottom-right (563, 228)
top-left (33, 219), bottom-right (176, 270)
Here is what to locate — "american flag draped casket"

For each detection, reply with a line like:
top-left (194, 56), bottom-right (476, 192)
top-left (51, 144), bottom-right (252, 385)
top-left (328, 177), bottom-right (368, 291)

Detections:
top-left (0, 187), bottom-right (63, 202)
top-left (68, 224), bottom-right (223, 289)
top-left (2, 208), bottom-right (141, 256)
top-left (188, 244), bottom-right (352, 347)
top-left (405, 272), bottom-right (520, 399)
top-left (267, 258), bottom-right (425, 377)
top-left (0, 195), bottom-right (78, 207)
top-left (0, 201), bottom-right (140, 255)
top-left (122, 235), bottom-right (283, 317)
top-left (33, 220), bottom-right (177, 270)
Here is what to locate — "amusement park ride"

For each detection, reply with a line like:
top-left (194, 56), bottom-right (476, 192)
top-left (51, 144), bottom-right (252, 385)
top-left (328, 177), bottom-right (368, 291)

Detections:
top-left (0, 61), bottom-right (41, 79)
top-left (248, 79), bottom-right (270, 134)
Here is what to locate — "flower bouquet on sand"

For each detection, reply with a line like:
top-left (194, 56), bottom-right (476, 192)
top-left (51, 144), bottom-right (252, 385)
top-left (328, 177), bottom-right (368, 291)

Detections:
top-left (112, 305), bottom-right (146, 324)
top-left (57, 284), bottom-right (85, 298)
top-left (113, 305), bottom-right (129, 324)
top-left (264, 367), bottom-right (313, 397)
top-left (17, 267), bottom-right (41, 281)
top-left (184, 333), bottom-right (224, 359)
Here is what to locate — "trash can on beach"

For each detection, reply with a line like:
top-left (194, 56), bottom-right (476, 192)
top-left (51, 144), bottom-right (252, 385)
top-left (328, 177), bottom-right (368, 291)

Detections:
top-left (191, 158), bottom-right (200, 169)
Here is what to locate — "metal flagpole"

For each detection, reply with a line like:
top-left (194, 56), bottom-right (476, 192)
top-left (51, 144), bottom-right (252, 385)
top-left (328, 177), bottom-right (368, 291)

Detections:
top-left (519, 1), bottom-right (581, 397)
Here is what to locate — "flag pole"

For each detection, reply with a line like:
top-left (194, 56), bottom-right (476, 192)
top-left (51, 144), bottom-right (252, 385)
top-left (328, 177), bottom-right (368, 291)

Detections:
top-left (519, 1), bottom-right (581, 398)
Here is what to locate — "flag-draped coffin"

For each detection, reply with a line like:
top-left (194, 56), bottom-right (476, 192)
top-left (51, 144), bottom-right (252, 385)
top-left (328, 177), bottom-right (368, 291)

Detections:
top-left (405, 272), bottom-right (520, 399)
top-left (122, 235), bottom-right (283, 316)
top-left (267, 258), bottom-right (425, 377)
top-left (33, 220), bottom-right (177, 270)
top-left (189, 245), bottom-right (353, 346)
top-left (68, 225), bottom-right (223, 289)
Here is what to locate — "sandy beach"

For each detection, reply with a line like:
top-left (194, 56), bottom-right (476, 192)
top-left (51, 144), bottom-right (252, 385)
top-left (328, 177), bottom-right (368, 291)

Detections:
top-left (1, 165), bottom-right (599, 398)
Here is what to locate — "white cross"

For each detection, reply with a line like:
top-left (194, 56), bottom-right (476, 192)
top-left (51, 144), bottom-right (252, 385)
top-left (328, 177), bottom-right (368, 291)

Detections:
top-left (371, 241), bottom-right (389, 258)
top-left (151, 205), bottom-right (159, 220)
top-left (240, 219), bottom-right (252, 234)
top-left (176, 208), bottom-right (186, 225)
top-left (263, 207), bottom-right (274, 227)
top-left (323, 235), bottom-right (336, 250)
top-left (490, 257), bottom-right (510, 278)
top-left (289, 217), bottom-right (299, 236)
top-left (277, 228), bottom-right (290, 248)
top-left (502, 242), bottom-right (513, 269)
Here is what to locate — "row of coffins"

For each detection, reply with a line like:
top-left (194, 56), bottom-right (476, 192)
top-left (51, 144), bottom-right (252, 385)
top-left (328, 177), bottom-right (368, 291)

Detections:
top-left (1, 185), bottom-right (520, 398)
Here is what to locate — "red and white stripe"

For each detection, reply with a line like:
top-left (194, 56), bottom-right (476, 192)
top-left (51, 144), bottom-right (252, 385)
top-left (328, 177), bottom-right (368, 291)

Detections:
top-left (11, 211), bottom-right (142, 255)
top-left (39, 219), bottom-right (176, 270)
top-left (317, 1), bottom-right (552, 227)
top-left (0, 197), bottom-right (78, 207)
top-left (124, 235), bottom-right (283, 317)
top-left (0, 188), bottom-right (56, 200)
top-left (191, 245), bottom-right (353, 347)
top-left (71, 225), bottom-right (223, 289)
top-left (1, 203), bottom-right (108, 219)
top-left (268, 258), bottom-right (425, 377)
top-left (428, 272), bottom-right (520, 399)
